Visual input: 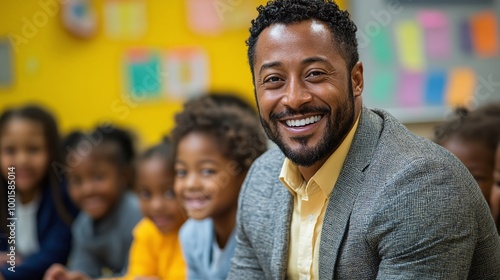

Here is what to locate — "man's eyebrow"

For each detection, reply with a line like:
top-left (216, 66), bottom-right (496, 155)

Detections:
top-left (259, 61), bottom-right (283, 76)
top-left (258, 57), bottom-right (334, 76)
top-left (301, 56), bottom-right (333, 67)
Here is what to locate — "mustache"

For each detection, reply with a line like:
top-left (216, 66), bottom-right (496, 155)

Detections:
top-left (269, 106), bottom-right (330, 120)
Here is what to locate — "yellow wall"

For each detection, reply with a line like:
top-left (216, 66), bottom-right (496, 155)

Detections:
top-left (0, 0), bottom-right (347, 148)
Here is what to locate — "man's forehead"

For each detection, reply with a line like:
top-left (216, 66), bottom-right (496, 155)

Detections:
top-left (262, 19), bottom-right (330, 38)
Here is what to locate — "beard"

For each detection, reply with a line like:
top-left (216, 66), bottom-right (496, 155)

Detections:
top-left (260, 82), bottom-right (356, 167)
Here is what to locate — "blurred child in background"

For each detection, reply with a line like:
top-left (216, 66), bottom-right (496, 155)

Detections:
top-left (171, 94), bottom-right (267, 280)
top-left (491, 142), bottom-right (500, 233)
top-left (434, 106), bottom-right (499, 207)
top-left (120, 139), bottom-right (186, 280)
top-left (0, 105), bottom-right (77, 280)
top-left (472, 103), bottom-right (500, 232)
top-left (44, 126), bottom-right (142, 279)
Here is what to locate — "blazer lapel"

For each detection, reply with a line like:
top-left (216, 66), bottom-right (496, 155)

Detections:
top-left (271, 179), bottom-right (294, 280)
top-left (319, 108), bottom-right (383, 279)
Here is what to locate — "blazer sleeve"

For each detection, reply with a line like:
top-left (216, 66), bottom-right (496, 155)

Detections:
top-left (227, 163), bottom-right (265, 280)
top-left (0, 189), bottom-right (73, 280)
top-left (370, 157), bottom-right (494, 280)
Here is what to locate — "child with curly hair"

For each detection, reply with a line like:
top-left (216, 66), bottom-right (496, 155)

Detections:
top-left (434, 106), bottom-right (500, 205)
top-left (171, 94), bottom-right (267, 280)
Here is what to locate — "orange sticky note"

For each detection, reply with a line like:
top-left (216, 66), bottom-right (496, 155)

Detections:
top-left (446, 68), bottom-right (476, 107)
top-left (470, 11), bottom-right (499, 57)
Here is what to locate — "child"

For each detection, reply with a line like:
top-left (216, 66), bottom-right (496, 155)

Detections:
top-left (44, 126), bottom-right (142, 279)
top-left (491, 142), bottom-right (500, 233)
top-left (0, 105), bottom-right (77, 280)
top-left (121, 139), bottom-right (186, 279)
top-left (171, 94), bottom-right (267, 279)
top-left (434, 107), bottom-right (499, 204)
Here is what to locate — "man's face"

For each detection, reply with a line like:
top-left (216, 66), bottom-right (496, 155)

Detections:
top-left (252, 20), bottom-right (363, 167)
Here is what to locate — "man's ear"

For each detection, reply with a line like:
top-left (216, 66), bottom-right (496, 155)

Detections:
top-left (351, 61), bottom-right (364, 98)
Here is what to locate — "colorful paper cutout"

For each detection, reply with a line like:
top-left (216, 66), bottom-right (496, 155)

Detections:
top-left (61, 0), bottom-right (98, 38)
top-left (469, 11), bottom-right (499, 57)
top-left (395, 20), bottom-right (425, 71)
top-left (104, 0), bottom-right (147, 39)
top-left (164, 48), bottom-right (209, 100)
top-left (186, 0), bottom-right (223, 36)
top-left (446, 68), bottom-right (476, 107)
top-left (371, 28), bottom-right (393, 64)
top-left (0, 38), bottom-right (14, 87)
top-left (418, 10), bottom-right (451, 59)
top-left (186, 0), bottom-right (257, 35)
top-left (459, 19), bottom-right (473, 55)
top-left (371, 71), bottom-right (396, 104)
top-left (124, 48), bottom-right (209, 101)
top-left (425, 70), bottom-right (447, 106)
top-left (125, 49), bottom-right (162, 101)
top-left (397, 70), bottom-right (424, 107)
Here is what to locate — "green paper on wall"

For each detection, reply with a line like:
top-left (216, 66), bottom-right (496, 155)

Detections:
top-left (372, 71), bottom-right (396, 104)
top-left (371, 28), bottom-right (393, 64)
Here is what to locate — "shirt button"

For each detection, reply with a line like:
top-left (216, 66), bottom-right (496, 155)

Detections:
top-left (308, 214), bottom-right (314, 222)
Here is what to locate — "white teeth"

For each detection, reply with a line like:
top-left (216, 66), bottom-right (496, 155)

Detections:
top-left (286, 116), bottom-right (322, 127)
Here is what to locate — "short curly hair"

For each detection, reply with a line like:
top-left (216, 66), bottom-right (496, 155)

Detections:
top-left (247, 0), bottom-right (359, 76)
top-left (170, 94), bottom-right (268, 172)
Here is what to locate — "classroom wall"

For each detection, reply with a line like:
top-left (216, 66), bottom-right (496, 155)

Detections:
top-left (0, 0), bottom-right (346, 148)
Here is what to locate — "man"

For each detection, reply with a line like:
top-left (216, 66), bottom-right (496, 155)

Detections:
top-left (227, 0), bottom-right (500, 279)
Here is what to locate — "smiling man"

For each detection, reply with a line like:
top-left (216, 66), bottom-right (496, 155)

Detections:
top-left (227, 1), bottom-right (500, 279)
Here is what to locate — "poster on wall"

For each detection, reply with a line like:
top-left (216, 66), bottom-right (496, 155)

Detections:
top-left (61, 0), bottom-right (98, 38)
top-left (186, 0), bottom-right (258, 35)
top-left (104, 0), bottom-right (147, 39)
top-left (123, 47), bottom-right (209, 102)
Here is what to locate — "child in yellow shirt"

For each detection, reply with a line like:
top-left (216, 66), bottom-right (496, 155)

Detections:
top-left (124, 139), bottom-right (187, 280)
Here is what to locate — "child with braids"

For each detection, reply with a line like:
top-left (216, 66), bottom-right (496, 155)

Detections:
top-left (171, 94), bottom-right (267, 280)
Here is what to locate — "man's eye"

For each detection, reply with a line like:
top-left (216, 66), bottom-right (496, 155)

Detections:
top-left (265, 76), bottom-right (282, 83)
top-left (308, 71), bottom-right (324, 77)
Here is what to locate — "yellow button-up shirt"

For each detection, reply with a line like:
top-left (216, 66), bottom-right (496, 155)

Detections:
top-left (280, 115), bottom-right (360, 280)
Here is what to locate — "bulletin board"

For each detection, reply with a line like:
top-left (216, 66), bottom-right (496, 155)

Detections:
top-left (351, 0), bottom-right (500, 123)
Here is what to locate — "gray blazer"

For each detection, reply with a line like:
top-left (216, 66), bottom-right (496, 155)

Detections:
top-left (228, 108), bottom-right (500, 280)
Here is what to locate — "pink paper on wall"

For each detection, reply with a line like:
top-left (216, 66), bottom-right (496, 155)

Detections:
top-left (186, 0), bottom-right (223, 35)
top-left (397, 70), bottom-right (424, 107)
top-left (418, 10), bottom-right (451, 59)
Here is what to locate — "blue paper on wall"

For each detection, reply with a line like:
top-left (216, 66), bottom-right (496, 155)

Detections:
top-left (425, 70), bottom-right (447, 106)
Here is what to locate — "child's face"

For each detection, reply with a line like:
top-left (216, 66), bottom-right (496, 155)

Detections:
top-left (442, 137), bottom-right (494, 201)
top-left (67, 155), bottom-right (123, 220)
top-left (174, 132), bottom-right (246, 221)
top-left (137, 156), bottom-right (185, 234)
top-left (0, 118), bottom-right (49, 194)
